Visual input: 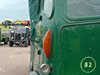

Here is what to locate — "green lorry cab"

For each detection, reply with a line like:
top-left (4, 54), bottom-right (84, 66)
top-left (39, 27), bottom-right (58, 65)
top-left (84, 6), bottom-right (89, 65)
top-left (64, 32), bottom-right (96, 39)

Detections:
top-left (29, 0), bottom-right (100, 75)
top-left (0, 28), bottom-right (9, 44)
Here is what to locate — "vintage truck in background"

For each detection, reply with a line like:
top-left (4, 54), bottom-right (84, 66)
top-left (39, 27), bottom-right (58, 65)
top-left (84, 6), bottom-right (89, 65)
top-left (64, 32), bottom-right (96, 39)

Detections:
top-left (9, 26), bottom-right (30, 47)
top-left (0, 28), bottom-right (9, 44)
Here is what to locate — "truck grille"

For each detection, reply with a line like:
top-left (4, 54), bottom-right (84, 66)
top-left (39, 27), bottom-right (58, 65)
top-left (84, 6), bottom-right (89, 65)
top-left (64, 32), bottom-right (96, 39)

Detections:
top-left (15, 33), bottom-right (21, 41)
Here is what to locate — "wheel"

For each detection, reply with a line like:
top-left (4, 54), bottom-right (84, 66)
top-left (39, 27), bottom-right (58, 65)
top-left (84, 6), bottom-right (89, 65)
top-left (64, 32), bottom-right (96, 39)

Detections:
top-left (24, 41), bottom-right (28, 47)
top-left (9, 41), bottom-right (13, 47)
top-left (4, 42), bottom-right (8, 44)
top-left (29, 40), bottom-right (30, 45)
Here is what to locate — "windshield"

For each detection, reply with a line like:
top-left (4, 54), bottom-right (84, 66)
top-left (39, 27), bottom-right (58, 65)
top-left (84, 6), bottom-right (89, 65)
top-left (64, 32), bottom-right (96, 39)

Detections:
top-left (11, 27), bottom-right (26, 33)
top-left (67, 0), bottom-right (100, 17)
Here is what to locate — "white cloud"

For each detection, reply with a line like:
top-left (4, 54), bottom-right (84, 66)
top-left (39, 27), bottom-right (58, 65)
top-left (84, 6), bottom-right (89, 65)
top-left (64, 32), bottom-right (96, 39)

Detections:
top-left (0, 0), bottom-right (29, 22)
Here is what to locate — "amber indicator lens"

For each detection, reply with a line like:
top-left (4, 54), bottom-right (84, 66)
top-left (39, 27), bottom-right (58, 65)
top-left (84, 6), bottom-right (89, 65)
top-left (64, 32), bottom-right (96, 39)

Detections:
top-left (43, 29), bottom-right (51, 59)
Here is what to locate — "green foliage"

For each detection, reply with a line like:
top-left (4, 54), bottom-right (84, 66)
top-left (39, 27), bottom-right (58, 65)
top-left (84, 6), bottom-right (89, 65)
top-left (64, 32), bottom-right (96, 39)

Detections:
top-left (5, 20), bottom-right (12, 25)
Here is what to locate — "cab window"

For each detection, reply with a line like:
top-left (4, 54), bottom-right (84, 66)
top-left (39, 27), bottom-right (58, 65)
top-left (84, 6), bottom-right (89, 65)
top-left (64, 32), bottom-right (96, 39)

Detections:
top-left (67, 0), bottom-right (100, 17)
top-left (44, 0), bottom-right (53, 18)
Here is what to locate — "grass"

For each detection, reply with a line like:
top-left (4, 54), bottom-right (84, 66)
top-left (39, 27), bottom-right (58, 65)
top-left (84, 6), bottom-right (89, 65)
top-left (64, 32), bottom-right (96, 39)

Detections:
top-left (28, 25), bottom-right (31, 29)
top-left (0, 25), bottom-right (31, 31)
top-left (0, 25), bottom-right (10, 31)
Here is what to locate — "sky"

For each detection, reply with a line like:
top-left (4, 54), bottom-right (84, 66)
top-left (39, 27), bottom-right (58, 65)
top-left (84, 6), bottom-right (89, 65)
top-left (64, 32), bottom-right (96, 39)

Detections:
top-left (0, 0), bottom-right (29, 23)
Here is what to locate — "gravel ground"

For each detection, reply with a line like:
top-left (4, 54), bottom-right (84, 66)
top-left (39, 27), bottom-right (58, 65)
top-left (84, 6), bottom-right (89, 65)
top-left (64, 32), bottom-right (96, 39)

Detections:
top-left (0, 43), bottom-right (30, 75)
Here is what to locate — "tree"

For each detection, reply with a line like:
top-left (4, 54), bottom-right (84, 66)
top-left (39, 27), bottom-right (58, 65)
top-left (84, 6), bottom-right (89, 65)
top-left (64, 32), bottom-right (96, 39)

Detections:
top-left (4, 20), bottom-right (12, 28)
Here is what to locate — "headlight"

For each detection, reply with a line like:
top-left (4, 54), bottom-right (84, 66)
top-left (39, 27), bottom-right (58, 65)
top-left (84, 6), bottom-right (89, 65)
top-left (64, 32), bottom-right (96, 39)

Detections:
top-left (12, 37), bottom-right (14, 39)
top-left (40, 64), bottom-right (51, 74)
top-left (11, 31), bottom-right (14, 33)
top-left (21, 37), bottom-right (24, 40)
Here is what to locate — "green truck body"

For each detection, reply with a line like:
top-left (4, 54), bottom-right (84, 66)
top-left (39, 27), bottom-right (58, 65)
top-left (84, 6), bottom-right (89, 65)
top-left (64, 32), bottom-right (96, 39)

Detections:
top-left (0, 28), bottom-right (9, 44)
top-left (29, 0), bottom-right (100, 75)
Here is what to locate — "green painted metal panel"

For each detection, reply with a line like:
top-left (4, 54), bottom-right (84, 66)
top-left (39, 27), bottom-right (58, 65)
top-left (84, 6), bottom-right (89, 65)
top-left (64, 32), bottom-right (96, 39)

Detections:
top-left (53, 24), bottom-right (100, 75)
top-left (29, 0), bottom-right (100, 75)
